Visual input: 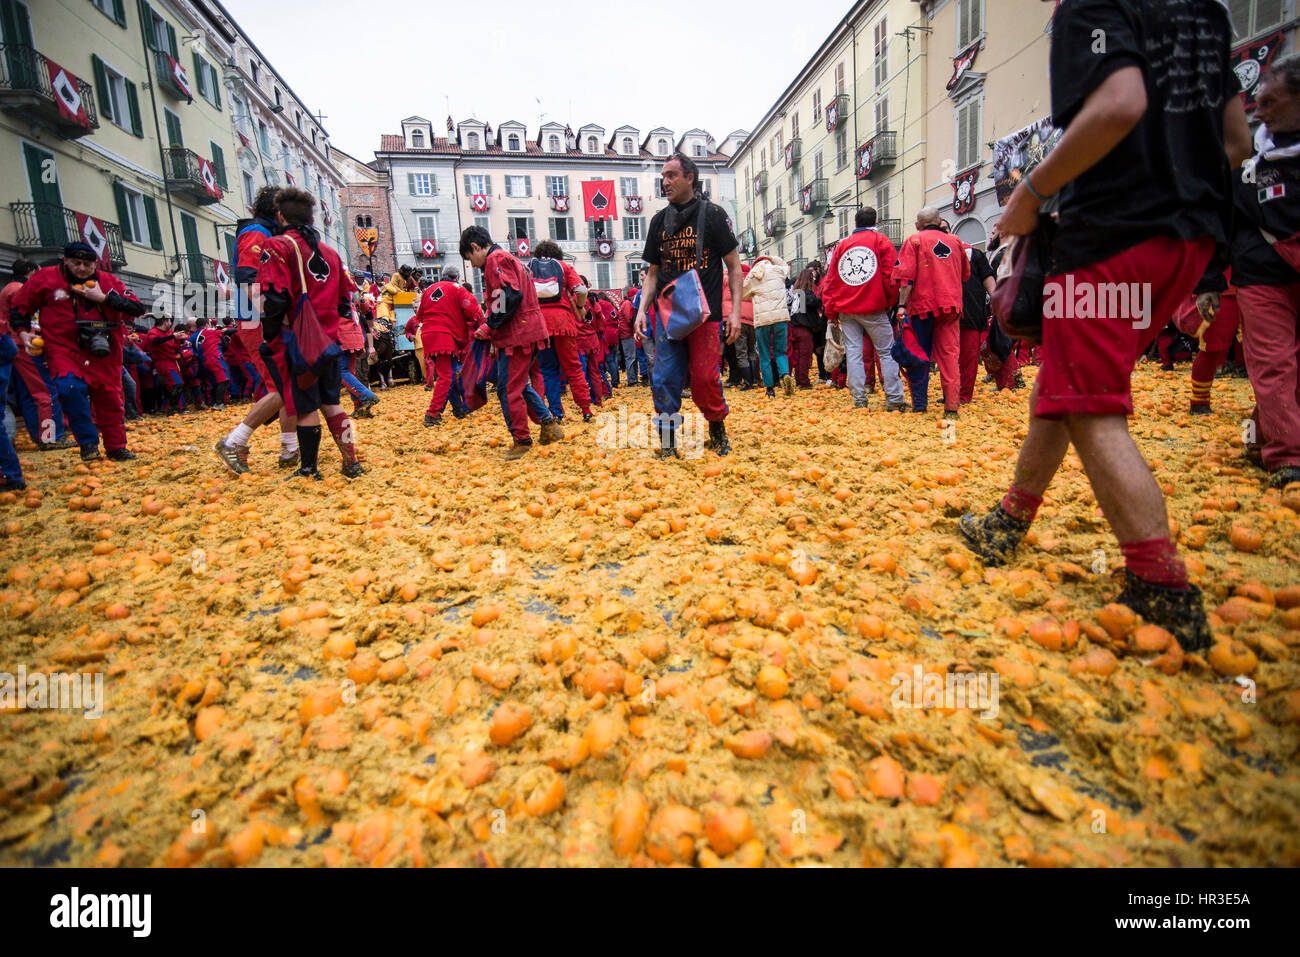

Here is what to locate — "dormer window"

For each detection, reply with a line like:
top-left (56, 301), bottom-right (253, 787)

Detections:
top-left (587, 136), bottom-right (598, 153)
top-left (467, 132), bottom-right (480, 150)
top-left (658, 139), bottom-right (668, 154)
top-left (622, 137), bottom-right (633, 154)
top-left (508, 134), bottom-right (520, 151)
top-left (694, 144), bottom-right (705, 157)
top-left (548, 135), bottom-right (560, 152)
top-left (411, 130), bottom-right (424, 148)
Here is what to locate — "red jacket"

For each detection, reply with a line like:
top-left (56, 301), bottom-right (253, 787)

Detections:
top-left (616, 297), bottom-right (637, 339)
top-left (194, 326), bottom-right (227, 375)
top-left (143, 327), bottom-right (181, 375)
top-left (821, 228), bottom-right (899, 320)
top-left (256, 230), bottom-right (349, 343)
top-left (478, 246), bottom-right (547, 351)
top-left (0, 280), bottom-right (22, 338)
top-left (412, 280), bottom-right (483, 355)
top-left (9, 266), bottom-right (137, 389)
top-left (536, 260), bottom-right (584, 338)
top-left (894, 226), bottom-right (969, 319)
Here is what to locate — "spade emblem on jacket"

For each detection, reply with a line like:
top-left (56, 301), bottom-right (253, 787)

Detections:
top-left (430, 287), bottom-right (444, 302)
top-left (932, 239), bottom-right (952, 260)
top-left (308, 251), bottom-right (331, 281)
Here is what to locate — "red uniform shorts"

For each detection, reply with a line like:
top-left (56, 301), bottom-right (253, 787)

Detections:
top-left (1034, 235), bottom-right (1214, 419)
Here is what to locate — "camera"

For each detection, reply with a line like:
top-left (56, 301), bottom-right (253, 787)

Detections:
top-left (75, 320), bottom-right (115, 358)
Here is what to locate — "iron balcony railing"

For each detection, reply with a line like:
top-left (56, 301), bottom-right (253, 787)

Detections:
top-left (163, 147), bottom-right (223, 205)
top-left (152, 49), bottom-right (189, 101)
top-left (869, 131), bottom-right (898, 169)
top-left (754, 169), bottom-right (768, 193)
top-left (787, 257), bottom-right (808, 277)
top-left (878, 218), bottom-right (902, 247)
top-left (827, 92), bottom-right (849, 130)
top-left (9, 203), bottom-right (125, 266)
top-left (0, 43), bottom-right (98, 137)
top-left (179, 254), bottom-right (216, 284)
top-left (785, 136), bottom-right (801, 168)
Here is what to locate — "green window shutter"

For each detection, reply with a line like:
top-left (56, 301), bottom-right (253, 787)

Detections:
top-left (113, 182), bottom-right (132, 244)
top-left (192, 51), bottom-right (204, 99)
top-left (564, 175), bottom-right (570, 196)
top-left (210, 63), bottom-right (221, 109)
top-left (112, 0), bottom-right (126, 27)
top-left (125, 80), bottom-right (142, 136)
top-left (224, 232), bottom-right (236, 264)
top-left (527, 216), bottom-right (535, 239)
top-left (91, 55), bottom-right (111, 125)
top-left (143, 195), bottom-right (162, 250)
top-left (524, 175), bottom-right (532, 197)
top-left (210, 142), bottom-right (226, 189)
top-left (409, 173), bottom-right (416, 195)
top-left (463, 174), bottom-right (471, 195)
top-left (485, 175), bottom-right (491, 195)
top-left (430, 173), bottom-right (437, 194)
top-left (165, 22), bottom-right (177, 58)
top-left (137, 1), bottom-right (152, 48)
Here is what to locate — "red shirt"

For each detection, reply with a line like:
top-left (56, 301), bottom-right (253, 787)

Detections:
top-left (9, 266), bottom-right (137, 388)
top-left (194, 327), bottom-right (225, 372)
top-left (412, 280), bottom-right (483, 355)
top-left (894, 227), bottom-right (970, 319)
top-left (480, 246), bottom-right (547, 351)
top-left (616, 298), bottom-right (636, 339)
top-left (821, 228), bottom-right (900, 320)
top-left (142, 327), bottom-right (181, 373)
top-left (536, 260), bottom-right (584, 338)
top-left (256, 230), bottom-right (349, 343)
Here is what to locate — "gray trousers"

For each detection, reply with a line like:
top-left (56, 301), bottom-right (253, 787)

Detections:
top-left (620, 337), bottom-right (640, 381)
top-left (840, 312), bottom-right (904, 404)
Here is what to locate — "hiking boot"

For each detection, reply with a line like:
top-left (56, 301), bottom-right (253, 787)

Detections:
top-left (355, 397), bottom-right (380, 418)
top-left (423, 413), bottom-right (442, 428)
top-left (738, 382), bottom-right (753, 391)
top-left (1268, 464), bottom-right (1300, 489)
top-left (79, 446), bottom-right (102, 462)
top-left (1113, 570), bottom-right (1212, 653)
top-left (1014, 373), bottom-right (1026, 390)
top-left (341, 461), bottom-right (366, 479)
top-left (958, 504), bottom-right (1030, 567)
top-left (706, 420), bottom-right (731, 456)
top-left (886, 400), bottom-right (909, 413)
top-left (1189, 402), bottom-right (1211, 415)
top-left (451, 408), bottom-right (468, 420)
top-left (38, 436), bottom-right (77, 451)
top-left (1160, 362), bottom-right (1174, 372)
top-left (504, 440), bottom-right (533, 461)
top-left (278, 449), bottom-right (300, 470)
top-left (943, 410), bottom-right (959, 420)
top-left (765, 387), bottom-right (776, 398)
top-left (538, 419), bottom-right (564, 445)
top-left (583, 412), bottom-right (594, 423)
top-left (854, 398), bottom-right (869, 409)
top-left (214, 439), bottom-right (249, 475)
top-left (781, 373), bottom-right (796, 396)
top-left (287, 466), bottom-right (322, 481)
top-left (1244, 444), bottom-right (1263, 468)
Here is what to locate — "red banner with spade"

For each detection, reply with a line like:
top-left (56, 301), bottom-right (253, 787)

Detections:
top-left (46, 59), bottom-right (93, 130)
top-left (198, 157), bottom-right (222, 199)
top-left (471, 194), bottom-right (489, 212)
top-left (581, 180), bottom-right (618, 222)
top-left (419, 238), bottom-right (438, 258)
top-left (167, 55), bottom-right (192, 102)
top-left (74, 212), bottom-right (112, 271)
top-left (214, 259), bottom-right (231, 298)
top-left (516, 238), bottom-right (530, 257)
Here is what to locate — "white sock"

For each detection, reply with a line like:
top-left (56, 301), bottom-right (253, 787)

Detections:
top-left (228, 423), bottom-right (253, 447)
top-left (281, 432), bottom-right (298, 451)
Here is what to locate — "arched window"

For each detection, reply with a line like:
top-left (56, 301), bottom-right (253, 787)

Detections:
top-left (623, 137), bottom-right (633, 154)
top-left (508, 134), bottom-right (520, 150)
top-left (658, 139), bottom-right (668, 154)
top-left (587, 136), bottom-right (597, 153)
top-left (548, 135), bottom-right (560, 152)
top-left (356, 215), bottom-right (364, 227)
top-left (365, 216), bottom-right (372, 227)
top-left (411, 130), bottom-right (424, 148)
top-left (467, 132), bottom-right (480, 149)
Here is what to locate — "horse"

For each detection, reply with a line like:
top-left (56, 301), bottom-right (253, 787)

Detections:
top-left (371, 319), bottom-right (397, 389)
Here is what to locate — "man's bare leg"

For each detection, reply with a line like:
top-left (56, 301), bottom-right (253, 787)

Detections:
top-left (1064, 413), bottom-right (1170, 543)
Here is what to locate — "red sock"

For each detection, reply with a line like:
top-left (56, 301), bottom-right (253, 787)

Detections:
top-left (1001, 484), bottom-right (1042, 523)
top-left (325, 412), bottom-right (358, 466)
top-left (1120, 538), bottom-right (1188, 589)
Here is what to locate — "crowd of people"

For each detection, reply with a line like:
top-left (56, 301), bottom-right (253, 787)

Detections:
top-left (1, 0), bottom-right (1297, 652)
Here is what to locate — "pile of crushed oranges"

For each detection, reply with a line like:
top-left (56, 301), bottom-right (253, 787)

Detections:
top-left (0, 363), bottom-right (1297, 867)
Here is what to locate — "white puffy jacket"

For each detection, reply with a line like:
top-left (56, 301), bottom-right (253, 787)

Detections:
top-left (742, 256), bottom-right (791, 327)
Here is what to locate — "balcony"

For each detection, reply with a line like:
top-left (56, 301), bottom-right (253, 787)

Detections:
top-left (826, 92), bottom-right (849, 131)
top-left (788, 257), bottom-right (808, 277)
top-left (179, 254), bottom-right (217, 284)
top-left (164, 147), bottom-right (224, 206)
top-left (762, 207), bottom-right (787, 237)
top-left (9, 203), bottom-right (125, 267)
top-left (878, 219), bottom-right (902, 247)
top-left (152, 49), bottom-right (191, 101)
top-left (799, 178), bottom-right (829, 214)
top-left (589, 236), bottom-right (616, 258)
top-left (753, 169), bottom-right (767, 193)
top-left (868, 131), bottom-right (898, 170)
top-left (784, 137), bottom-right (801, 169)
top-left (0, 44), bottom-right (98, 138)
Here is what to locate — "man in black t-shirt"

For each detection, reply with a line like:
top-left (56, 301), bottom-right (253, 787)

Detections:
top-left (959, 0), bottom-right (1253, 653)
top-left (958, 242), bottom-right (996, 404)
top-left (636, 152), bottom-right (742, 457)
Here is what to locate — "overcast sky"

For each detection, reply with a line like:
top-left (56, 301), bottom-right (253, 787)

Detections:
top-left (221, 0), bottom-right (853, 162)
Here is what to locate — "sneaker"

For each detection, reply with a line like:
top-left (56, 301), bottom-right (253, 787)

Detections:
top-left (706, 421), bottom-right (731, 457)
top-left (38, 436), bottom-right (77, 451)
top-left (1189, 402), bottom-right (1211, 415)
top-left (765, 387), bottom-right (776, 398)
top-left (424, 413), bottom-right (442, 427)
top-left (781, 374), bottom-right (796, 396)
top-left (341, 461), bottom-right (366, 479)
top-left (943, 410), bottom-right (959, 420)
top-left (504, 440), bottom-right (533, 460)
top-left (886, 400), bottom-right (910, 413)
top-left (214, 439), bottom-right (249, 475)
top-left (957, 504), bottom-right (1029, 566)
top-left (538, 419), bottom-right (565, 445)
top-left (355, 397), bottom-right (380, 418)
top-left (582, 412), bottom-right (594, 423)
top-left (212, 403), bottom-right (226, 411)
top-left (739, 382), bottom-right (753, 391)
top-left (1160, 363), bottom-right (1174, 372)
top-left (79, 446), bottom-right (102, 462)
top-left (1113, 570), bottom-right (1212, 653)
top-left (1268, 464), bottom-right (1300, 489)
top-left (278, 449), bottom-right (300, 470)
top-left (853, 398), bottom-right (869, 409)
top-left (287, 466), bottom-right (323, 481)
top-left (451, 408), bottom-right (468, 420)
top-left (1014, 373), bottom-right (1026, 390)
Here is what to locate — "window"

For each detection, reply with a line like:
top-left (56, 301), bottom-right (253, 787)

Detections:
top-left (312, 130), bottom-right (318, 148)
top-left (409, 173), bottom-right (434, 196)
top-left (775, 185), bottom-right (783, 209)
top-left (549, 217), bottom-right (574, 240)
top-left (258, 121), bottom-right (269, 154)
top-left (654, 179), bottom-right (666, 198)
top-left (836, 128), bottom-right (848, 170)
top-left (595, 262), bottom-right (611, 289)
top-left (812, 89), bottom-right (821, 122)
top-left (693, 144), bottom-right (705, 157)
top-left (548, 135), bottom-right (561, 152)
top-left (837, 209), bottom-right (849, 241)
top-left (472, 268), bottom-right (484, 295)
top-left (242, 171), bottom-right (255, 208)
top-left (876, 183), bottom-right (892, 221)
top-left (777, 241), bottom-right (784, 259)
top-left (91, 57), bottom-right (140, 136)
top-left (657, 138), bottom-right (668, 154)
top-left (835, 62), bottom-right (846, 95)
top-left (251, 62), bottom-right (259, 85)
top-left (874, 17), bottom-right (889, 88)
top-left (295, 111), bottom-right (302, 129)
top-left (795, 233), bottom-right (804, 261)
top-left (508, 134), bottom-right (520, 150)
top-left (626, 262), bottom-right (643, 288)
top-left (699, 178), bottom-right (710, 199)
top-left (274, 87), bottom-right (282, 108)
top-left (416, 213), bottom-right (438, 243)
top-left (117, 184), bottom-right (148, 246)
top-left (587, 136), bottom-right (598, 153)
top-left (192, 54), bottom-right (221, 109)
top-left (622, 137), bottom-right (633, 154)
top-left (473, 214), bottom-right (489, 232)
top-left (91, 0), bottom-right (127, 27)
top-left (467, 132), bottom-right (480, 149)
top-left (623, 217), bottom-right (644, 241)
top-left (419, 266), bottom-right (441, 283)
top-left (956, 96), bottom-right (982, 170)
top-left (791, 112), bottom-right (799, 138)
top-left (1229, 0), bottom-right (1286, 38)
top-left (760, 148), bottom-right (767, 170)
top-left (506, 175), bottom-right (531, 198)
top-left (209, 140), bottom-right (228, 189)
top-left (411, 130), bottom-right (425, 148)
top-left (619, 177), bottom-right (637, 197)
top-left (790, 167), bottom-right (801, 198)
top-left (816, 219), bottom-right (825, 249)
top-left (547, 176), bottom-right (568, 197)
top-left (957, 0), bottom-right (984, 51)
top-left (875, 95), bottom-right (890, 134)
top-left (507, 215), bottom-right (533, 240)
top-left (468, 174), bottom-right (488, 195)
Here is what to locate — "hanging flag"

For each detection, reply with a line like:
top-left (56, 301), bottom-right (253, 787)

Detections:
top-left (355, 227), bottom-right (378, 257)
top-left (198, 157), bottom-right (222, 199)
top-left (551, 195), bottom-right (569, 212)
top-left (471, 194), bottom-right (489, 212)
top-left (952, 166), bottom-right (980, 215)
top-left (285, 171), bottom-right (294, 185)
top-left (825, 99), bottom-right (840, 132)
top-left (167, 54), bottom-right (193, 102)
top-left (800, 186), bottom-right (813, 214)
top-left (322, 207), bottom-right (332, 227)
top-left (763, 212), bottom-right (775, 237)
top-left (1232, 31), bottom-right (1286, 110)
top-left (420, 238), bottom-right (438, 257)
top-left (581, 180), bottom-right (618, 221)
top-left (74, 212), bottom-right (112, 271)
top-left (237, 130), bottom-right (251, 150)
top-left (784, 144), bottom-right (794, 169)
top-left (624, 196), bottom-right (642, 214)
top-left (516, 237), bottom-right (530, 257)
top-left (856, 141), bottom-right (874, 180)
top-left (214, 259), bottom-right (231, 298)
top-left (594, 238), bottom-right (614, 259)
top-left (46, 59), bottom-right (92, 130)
top-left (948, 41), bottom-right (981, 91)
top-left (753, 173), bottom-right (763, 194)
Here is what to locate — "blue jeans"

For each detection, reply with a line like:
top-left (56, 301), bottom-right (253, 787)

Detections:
top-left (604, 349), bottom-right (621, 386)
top-left (754, 322), bottom-right (790, 388)
top-left (10, 353), bottom-right (65, 442)
top-left (0, 345), bottom-right (23, 485)
top-left (54, 373), bottom-right (101, 452)
top-left (536, 344), bottom-right (566, 418)
top-left (339, 354), bottom-right (377, 404)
